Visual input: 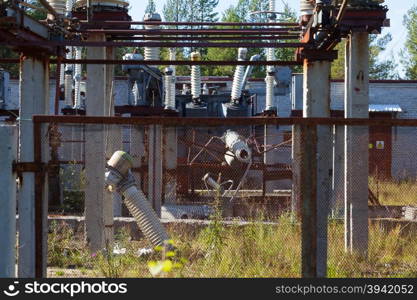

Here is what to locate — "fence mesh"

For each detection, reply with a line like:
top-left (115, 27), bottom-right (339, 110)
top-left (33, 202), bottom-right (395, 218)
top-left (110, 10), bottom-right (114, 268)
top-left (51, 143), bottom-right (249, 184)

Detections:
top-left (36, 120), bottom-right (417, 278)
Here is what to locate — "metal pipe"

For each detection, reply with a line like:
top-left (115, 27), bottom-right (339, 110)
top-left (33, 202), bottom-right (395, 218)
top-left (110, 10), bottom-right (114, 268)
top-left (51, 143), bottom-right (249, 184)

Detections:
top-left (75, 29), bottom-right (301, 35)
top-left (1, 41), bottom-right (306, 48)
top-left (240, 54), bottom-right (261, 93)
top-left (109, 35), bottom-right (301, 41)
top-left (79, 20), bottom-right (300, 27)
top-left (0, 58), bottom-right (302, 66)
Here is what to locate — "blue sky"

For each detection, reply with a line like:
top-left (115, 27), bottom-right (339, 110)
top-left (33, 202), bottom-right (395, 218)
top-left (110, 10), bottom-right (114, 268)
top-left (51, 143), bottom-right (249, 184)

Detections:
top-left (129, 0), bottom-right (415, 76)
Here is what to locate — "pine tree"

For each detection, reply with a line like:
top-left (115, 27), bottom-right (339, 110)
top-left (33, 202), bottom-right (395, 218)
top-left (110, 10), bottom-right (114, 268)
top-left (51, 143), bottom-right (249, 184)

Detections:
top-left (163, 0), bottom-right (188, 23)
top-left (331, 34), bottom-right (398, 79)
top-left (401, 5), bottom-right (417, 79)
top-left (145, 0), bottom-right (156, 14)
top-left (192, 0), bottom-right (219, 23)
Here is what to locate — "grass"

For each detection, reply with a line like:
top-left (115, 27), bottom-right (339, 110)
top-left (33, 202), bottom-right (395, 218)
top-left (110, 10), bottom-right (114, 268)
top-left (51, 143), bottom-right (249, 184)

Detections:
top-left (369, 177), bottom-right (417, 206)
top-left (47, 214), bottom-right (417, 278)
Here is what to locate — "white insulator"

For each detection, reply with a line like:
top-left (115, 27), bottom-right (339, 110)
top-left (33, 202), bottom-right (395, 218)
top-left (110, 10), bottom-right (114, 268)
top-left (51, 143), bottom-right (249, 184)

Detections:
top-left (73, 47), bottom-right (82, 108)
top-left (144, 47), bottom-right (160, 61)
top-left (265, 74), bottom-right (275, 111)
top-left (48, 0), bottom-right (66, 14)
top-left (231, 48), bottom-right (247, 102)
top-left (222, 130), bottom-right (252, 165)
top-left (169, 48), bottom-right (176, 76)
top-left (202, 83), bottom-right (209, 95)
top-left (106, 151), bottom-right (171, 247)
top-left (144, 13), bottom-right (161, 61)
top-left (300, 0), bottom-right (314, 16)
top-left (64, 43), bottom-right (74, 107)
top-left (190, 51), bottom-right (202, 100)
top-left (64, 74), bottom-right (73, 107)
top-left (266, 48), bottom-right (276, 73)
top-left (59, 64), bottom-right (65, 87)
top-left (164, 73), bottom-right (176, 110)
top-left (181, 84), bottom-right (189, 95)
top-left (65, 0), bottom-right (74, 13)
top-left (269, 0), bottom-right (276, 11)
top-left (123, 185), bottom-right (170, 247)
top-left (191, 66), bottom-right (201, 99)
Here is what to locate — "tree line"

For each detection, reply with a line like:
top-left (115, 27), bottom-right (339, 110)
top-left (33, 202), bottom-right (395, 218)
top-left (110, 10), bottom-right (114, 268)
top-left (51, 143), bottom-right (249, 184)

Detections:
top-left (0, 1), bottom-right (416, 80)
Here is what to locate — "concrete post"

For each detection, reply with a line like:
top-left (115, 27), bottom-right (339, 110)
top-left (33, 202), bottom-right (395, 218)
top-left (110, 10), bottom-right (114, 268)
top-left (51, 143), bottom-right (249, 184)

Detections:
top-left (148, 125), bottom-right (163, 217)
top-left (291, 74), bottom-right (303, 217)
top-left (85, 33), bottom-right (107, 252)
top-left (103, 46), bottom-right (115, 245)
top-left (164, 126), bottom-right (177, 204)
top-left (130, 126), bottom-right (145, 199)
top-left (0, 125), bottom-right (17, 278)
top-left (18, 57), bottom-right (50, 277)
top-left (301, 59), bottom-right (332, 277)
top-left (264, 125), bottom-right (282, 193)
top-left (344, 32), bottom-right (369, 254)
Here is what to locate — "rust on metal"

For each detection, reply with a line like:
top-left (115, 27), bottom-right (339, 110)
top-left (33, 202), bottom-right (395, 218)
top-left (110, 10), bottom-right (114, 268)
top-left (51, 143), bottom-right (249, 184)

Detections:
top-left (32, 115), bottom-right (417, 127)
top-left (78, 20), bottom-right (300, 27)
top-left (2, 40), bottom-right (308, 49)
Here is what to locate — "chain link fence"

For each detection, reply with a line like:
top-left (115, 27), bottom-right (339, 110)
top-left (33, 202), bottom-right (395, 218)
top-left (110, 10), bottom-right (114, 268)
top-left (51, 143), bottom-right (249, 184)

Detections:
top-left (31, 117), bottom-right (417, 278)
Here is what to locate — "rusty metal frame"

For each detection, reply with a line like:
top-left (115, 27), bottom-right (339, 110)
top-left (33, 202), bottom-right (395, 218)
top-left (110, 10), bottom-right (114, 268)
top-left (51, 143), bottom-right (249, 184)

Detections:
top-left (0, 58), bottom-right (302, 66)
top-left (31, 115), bottom-right (417, 278)
top-left (32, 115), bottom-right (417, 127)
top-left (77, 20), bottom-right (300, 27)
top-left (2, 40), bottom-right (307, 49)
top-left (76, 28), bottom-right (301, 35)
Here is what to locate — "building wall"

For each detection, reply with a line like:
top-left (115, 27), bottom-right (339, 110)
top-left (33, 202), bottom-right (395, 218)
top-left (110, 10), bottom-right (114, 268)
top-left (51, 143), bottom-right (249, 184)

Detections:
top-left (5, 78), bottom-right (417, 179)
